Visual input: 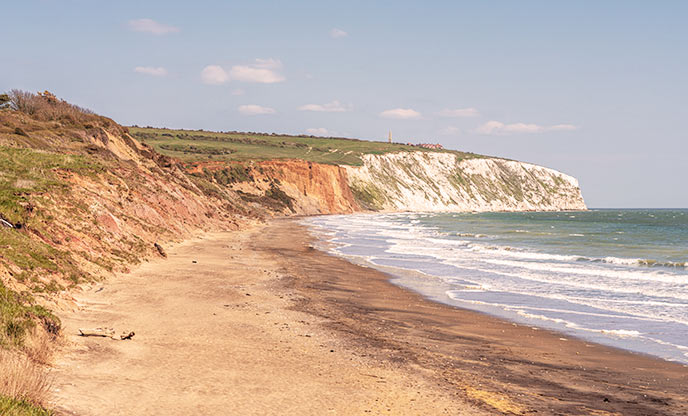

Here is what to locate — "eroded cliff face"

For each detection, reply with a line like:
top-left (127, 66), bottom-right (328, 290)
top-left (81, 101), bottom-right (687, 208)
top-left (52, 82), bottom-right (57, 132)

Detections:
top-left (187, 159), bottom-right (359, 215)
top-left (195, 151), bottom-right (586, 215)
top-left (344, 152), bottom-right (586, 212)
top-left (256, 160), bottom-right (360, 214)
top-left (189, 151), bottom-right (586, 215)
top-left (0, 110), bottom-right (245, 310)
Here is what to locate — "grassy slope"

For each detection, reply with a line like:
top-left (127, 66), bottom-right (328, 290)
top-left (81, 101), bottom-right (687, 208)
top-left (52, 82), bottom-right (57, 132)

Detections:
top-left (0, 138), bottom-right (100, 350)
top-left (0, 396), bottom-right (52, 416)
top-left (130, 127), bottom-right (480, 166)
top-left (0, 131), bottom-right (121, 350)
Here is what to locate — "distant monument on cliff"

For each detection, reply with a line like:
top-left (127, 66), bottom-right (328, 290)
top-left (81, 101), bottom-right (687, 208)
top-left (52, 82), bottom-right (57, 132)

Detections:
top-left (388, 130), bottom-right (392, 143)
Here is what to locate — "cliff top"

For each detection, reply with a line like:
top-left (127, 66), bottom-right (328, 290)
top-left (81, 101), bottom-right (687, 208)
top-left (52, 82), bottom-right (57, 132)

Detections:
top-left (130, 126), bottom-right (482, 166)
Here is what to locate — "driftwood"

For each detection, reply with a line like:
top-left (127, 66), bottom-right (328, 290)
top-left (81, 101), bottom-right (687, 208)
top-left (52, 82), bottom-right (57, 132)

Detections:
top-left (79, 327), bottom-right (135, 340)
top-left (79, 327), bottom-right (115, 338)
top-left (154, 242), bottom-right (167, 258)
top-left (120, 331), bottom-right (135, 340)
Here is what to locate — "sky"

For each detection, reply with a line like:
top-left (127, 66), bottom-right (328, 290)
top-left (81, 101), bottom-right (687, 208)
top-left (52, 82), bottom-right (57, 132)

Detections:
top-left (2, 1), bottom-right (687, 208)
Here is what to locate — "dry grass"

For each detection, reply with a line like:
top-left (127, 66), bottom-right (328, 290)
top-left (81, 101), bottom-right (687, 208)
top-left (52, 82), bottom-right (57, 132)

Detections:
top-left (0, 348), bottom-right (53, 408)
top-left (23, 328), bottom-right (56, 366)
top-left (6, 90), bottom-right (94, 124)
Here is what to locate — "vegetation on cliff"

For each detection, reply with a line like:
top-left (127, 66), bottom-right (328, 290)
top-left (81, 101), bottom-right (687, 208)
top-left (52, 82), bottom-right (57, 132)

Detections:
top-left (130, 126), bottom-right (479, 166)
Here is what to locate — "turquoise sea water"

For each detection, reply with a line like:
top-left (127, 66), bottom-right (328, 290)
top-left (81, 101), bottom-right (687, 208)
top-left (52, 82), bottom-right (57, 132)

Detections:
top-left (305, 209), bottom-right (688, 364)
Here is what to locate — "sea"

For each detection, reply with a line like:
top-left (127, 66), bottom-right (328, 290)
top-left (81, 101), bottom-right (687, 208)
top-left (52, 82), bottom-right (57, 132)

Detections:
top-left (304, 209), bottom-right (688, 364)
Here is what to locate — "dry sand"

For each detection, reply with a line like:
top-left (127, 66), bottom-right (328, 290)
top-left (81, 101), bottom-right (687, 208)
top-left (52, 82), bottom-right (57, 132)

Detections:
top-left (50, 219), bottom-right (688, 415)
top-left (50, 223), bottom-right (481, 415)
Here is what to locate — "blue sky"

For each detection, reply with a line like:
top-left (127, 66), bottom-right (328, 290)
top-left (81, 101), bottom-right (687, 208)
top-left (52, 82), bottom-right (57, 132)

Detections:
top-left (3, 1), bottom-right (687, 208)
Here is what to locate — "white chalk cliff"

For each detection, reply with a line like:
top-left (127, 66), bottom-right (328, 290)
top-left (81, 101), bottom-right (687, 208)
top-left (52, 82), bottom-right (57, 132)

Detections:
top-left (344, 152), bottom-right (586, 212)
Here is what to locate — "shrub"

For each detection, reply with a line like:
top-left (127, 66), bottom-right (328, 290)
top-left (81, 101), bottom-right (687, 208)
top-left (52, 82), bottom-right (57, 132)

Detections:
top-left (6, 90), bottom-right (94, 123)
top-left (0, 281), bottom-right (61, 348)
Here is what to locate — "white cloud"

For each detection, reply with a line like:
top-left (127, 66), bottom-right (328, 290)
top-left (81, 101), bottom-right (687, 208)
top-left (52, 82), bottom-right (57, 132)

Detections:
top-left (229, 65), bottom-right (284, 83)
top-left (380, 108), bottom-right (422, 120)
top-left (128, 18), bottom-right (179, 35)
top-left (201, 59), bottom-right (285, 85)
top-left (134, 66), bottom-right (167, 77)
top-left (298, 100), bottom-right (350, 112)
top-left (330, 28), bottom-right (348, 38)
top-left (238, 104), bottom-right (276, 115)
top-left (230, 58), bottom-right (284, 83)
top-left (439, 108), bottom-right (479, 118)
top-left (201, 65), bottom-right (229, 85)
top-left (306, 128), bottom-right (330, 136)
top-left (475, 121), bottom-right (577, 135)
top-left (440, 126), bottom-right (461, 135)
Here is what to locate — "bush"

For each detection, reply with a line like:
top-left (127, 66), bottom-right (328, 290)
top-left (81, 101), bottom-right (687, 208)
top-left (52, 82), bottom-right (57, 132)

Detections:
top-left (6, 90), bottom-right (94, 123)
top-left (0, 281), bottom-right (61, 348)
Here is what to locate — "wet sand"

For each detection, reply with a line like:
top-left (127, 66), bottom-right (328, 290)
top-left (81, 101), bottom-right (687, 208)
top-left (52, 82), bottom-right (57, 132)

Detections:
top-left (258, 219), bottom-right (688, 415)
top-left (51, 219), bottom-right (688, 415)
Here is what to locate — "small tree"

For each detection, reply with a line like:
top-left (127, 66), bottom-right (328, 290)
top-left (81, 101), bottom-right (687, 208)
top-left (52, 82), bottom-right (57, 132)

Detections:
top-left (0, 93), bottom-right (9, 109)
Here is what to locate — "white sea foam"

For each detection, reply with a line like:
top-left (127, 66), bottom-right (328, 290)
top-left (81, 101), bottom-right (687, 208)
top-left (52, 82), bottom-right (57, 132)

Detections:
top-left (600, 329), bottom-right (641, 337)
top-left (483, 259), bottom-right (688, 285)
top-left (305, 211), bottom-right (688, 363)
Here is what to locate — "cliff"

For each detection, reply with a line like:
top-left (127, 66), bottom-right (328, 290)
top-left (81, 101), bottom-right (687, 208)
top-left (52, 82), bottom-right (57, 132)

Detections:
top-left (134, 126), bottom-right (586, 215)
top-left (344, 152), bottom-right (586, 212)
top-left (185, 153), bottom-right (585, 216)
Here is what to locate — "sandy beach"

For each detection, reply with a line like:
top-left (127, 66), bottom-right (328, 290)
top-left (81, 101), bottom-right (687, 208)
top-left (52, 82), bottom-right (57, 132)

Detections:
top-left (50, 219), bottom-right (688, 415)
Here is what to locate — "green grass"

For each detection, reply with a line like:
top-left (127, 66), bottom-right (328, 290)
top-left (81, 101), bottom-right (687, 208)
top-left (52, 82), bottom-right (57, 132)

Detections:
top-left (349, 182), bottom-right (386, 210)
top-left (0, 281), bottom-right (61, 348)
top-left (0, 146), bottom-right (95, 292)
top-left (0, 396), bottom-right (52, 416)
top-left (130, 127), bottom-right (478, 166)
top-left (0, 226), bottom-right (87, 293)
top-left (0, 146), bottom-right (103, 225)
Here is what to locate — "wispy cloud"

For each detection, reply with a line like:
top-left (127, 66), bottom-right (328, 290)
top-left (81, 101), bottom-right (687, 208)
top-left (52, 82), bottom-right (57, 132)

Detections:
top-left (298, 100), bottom-right (350, 112)
top-left (330, 28), bottom-right (348, 38)
top-left (201, 65), bottom-right (229, 85)
top-left (306, 128), bottom-right (330, 136)
top-left (475, 121), bottom-right (577, 135)
top-left (380, 108), bottom-right (422, 120)
top-left (439, 108), bottom-right (479, 118)
top-left (238, 104), bottom-right (276, 115)
top-left (202, 59), bottom-right (285, 85)
top-left (134, 66), bottom-right (168, 77)
top-left (128, 18), bottom-right (179, 35)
